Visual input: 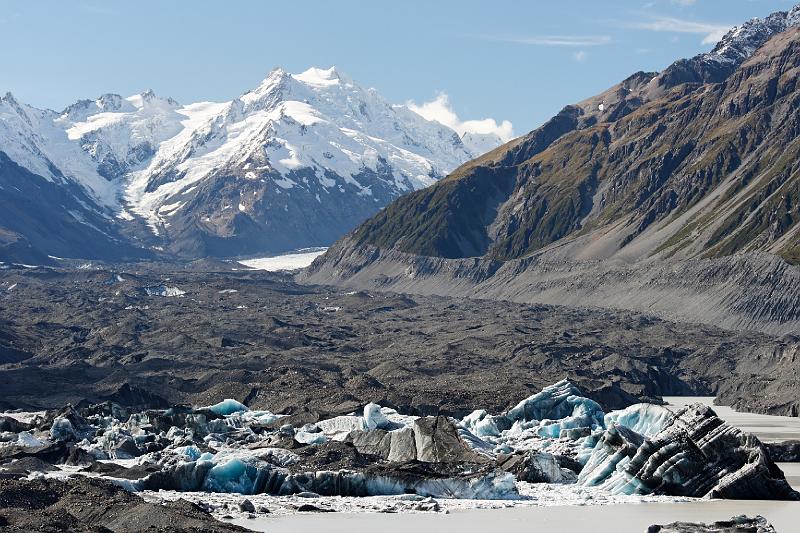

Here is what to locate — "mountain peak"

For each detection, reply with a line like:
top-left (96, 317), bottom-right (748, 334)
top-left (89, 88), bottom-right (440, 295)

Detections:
top-left (126, 89), bottom-right (180, 109)
top-left (708, 3), bottom-right (800, 64)
top-left (293, 66), bottom-right (350, 87)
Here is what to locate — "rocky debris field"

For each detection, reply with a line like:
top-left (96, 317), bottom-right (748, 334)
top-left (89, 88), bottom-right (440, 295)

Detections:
top-left (0, 262), bottom-right (795, 418)
top-left (0, 381), bottom-right (796, 531)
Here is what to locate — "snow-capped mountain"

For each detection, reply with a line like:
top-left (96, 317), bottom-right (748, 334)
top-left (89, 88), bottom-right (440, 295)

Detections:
top-left (0, 67), bottom-right (503, 261)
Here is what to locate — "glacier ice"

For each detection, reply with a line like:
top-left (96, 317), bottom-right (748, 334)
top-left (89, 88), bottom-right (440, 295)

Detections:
top-left (15, 431), bottom-right (45, 448)
top-left (604, 403), bottom-right (672, 438)
top-left (50, 417), bottom-right (76, 441)
top-left (206, 399), bottom-right (248, 416)
top-left (578, 404), bottom-right (799, 500)
top-left (202, 456), bottom-right (272, 494)
top-left (364, 402), bottom-right (395, 430)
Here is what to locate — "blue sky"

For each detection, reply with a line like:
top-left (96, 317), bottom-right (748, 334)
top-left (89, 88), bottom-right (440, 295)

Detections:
top-left (1, 0), bottom-right (796, 135)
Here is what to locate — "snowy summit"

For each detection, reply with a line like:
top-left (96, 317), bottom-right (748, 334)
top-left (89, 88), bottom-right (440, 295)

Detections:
top-left (0, 67), bottom-right (510, 260)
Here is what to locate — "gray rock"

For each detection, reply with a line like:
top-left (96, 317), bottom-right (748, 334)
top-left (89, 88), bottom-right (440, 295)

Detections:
top-left (412, 416), bottom-right (487, 464)
top-left (497, 451), bottom-right (578, 483)
top-left (238, 499), bottom-right (256, 513)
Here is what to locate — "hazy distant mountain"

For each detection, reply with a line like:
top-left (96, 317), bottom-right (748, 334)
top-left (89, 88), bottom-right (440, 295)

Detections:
top-left (0, 67), bottom-right (503, 261)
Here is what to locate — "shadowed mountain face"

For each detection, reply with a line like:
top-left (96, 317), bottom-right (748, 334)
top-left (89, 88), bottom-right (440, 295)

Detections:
top-left (304, 7), bottom-right (800, 336)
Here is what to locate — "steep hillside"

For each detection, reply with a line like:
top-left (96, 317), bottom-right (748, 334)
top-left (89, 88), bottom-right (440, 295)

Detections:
top-left (346, 12), bottom-right (800, 264)
top-left (304, 6), bottom-right (800, 335)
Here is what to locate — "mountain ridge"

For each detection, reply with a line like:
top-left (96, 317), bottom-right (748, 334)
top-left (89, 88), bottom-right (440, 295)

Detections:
top-left (0, 67), bottom-right (506, 262)
top-left (304, 5), bottom-right (800, 335)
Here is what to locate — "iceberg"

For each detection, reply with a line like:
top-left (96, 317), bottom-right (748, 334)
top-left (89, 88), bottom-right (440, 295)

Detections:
top-left (363, 402), bottom-right (395, 430)
top-left (206, 399), bottom-right (249, 416)
top-left (604, 403), bottom-right (672, 437)
top-left (202, 456), bottom-right (273, 494)
top-left (15, 431), bottom-right (45, 448)
top-left (579, 404), bottom-right (800, 500)
top-left (50, 417), bottom-right (76, 441)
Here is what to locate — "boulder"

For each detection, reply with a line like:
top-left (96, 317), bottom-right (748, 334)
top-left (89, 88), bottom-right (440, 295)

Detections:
top-left (497, 451), bottom-right (578, 483)
top-left (413, 416), bottom-right (487, 464)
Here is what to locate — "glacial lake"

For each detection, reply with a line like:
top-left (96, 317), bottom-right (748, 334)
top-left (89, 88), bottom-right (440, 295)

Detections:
top-left (230, 397), bottom-right (800, 533)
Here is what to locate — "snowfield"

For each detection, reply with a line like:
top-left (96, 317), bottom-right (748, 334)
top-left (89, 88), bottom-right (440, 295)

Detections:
top-left (239, 248), bottom-right (328, 271)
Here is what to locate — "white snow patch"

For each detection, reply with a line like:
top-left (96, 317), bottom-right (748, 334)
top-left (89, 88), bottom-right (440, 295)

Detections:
top-left (239, 248), bottom-right (327, 271)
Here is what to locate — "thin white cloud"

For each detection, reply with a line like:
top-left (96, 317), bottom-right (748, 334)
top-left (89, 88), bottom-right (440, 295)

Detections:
top-left (574, 50), bottom-right (588, 62)
top-left (407, 93), bottom-right (514, 142)
top-left (625, 15), bottom-right (731, 44)
top-left (494, 35), bottom-right (612, 47)
top-left (671, 0), bottom-right (697, 5)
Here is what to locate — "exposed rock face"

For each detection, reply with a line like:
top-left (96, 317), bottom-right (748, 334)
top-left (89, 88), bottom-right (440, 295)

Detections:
top-left (647, 515), bottom-right (777, 533)
top-left (335, 16), bottom-right (800, 266)
top-left (0, 153), bottom-right (148, 263)
top-left (303, 10), bottom-right (800, 337)
top-left (580, 404), bottom-right (800, 500)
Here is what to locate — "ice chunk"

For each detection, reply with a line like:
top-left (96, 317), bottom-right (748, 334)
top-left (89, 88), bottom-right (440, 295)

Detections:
top-left (316, 415), bottom-right (366, 441)
top-left (578, 424), bottom-right (645, 489)
top-left (604, 403), bottom-right (673, 437)
top-left (536, 395), bottom-right (606, 438)
top-left (15, 431), bottom-right (45, 448)
top-left (579, 404), bottom-right (800, 500)
top-left (206, 399), bottom-right (248, 416)
top-left (506, 380), bottom-right (603, 429)
top-left (460, 409), bottom-right (501, 437)
top-left (175, 445), bottom-right (202, 461)
top-left (50, 417), bottom-right (76, 441)
top-left (364, 403), bottom-right (392, 430)
top-left (143, 285), bottom-right (186, 297)
top-left (202, 456), bottom-right (271, 494)
top-left (295, 428), bottom-right (328, 445)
